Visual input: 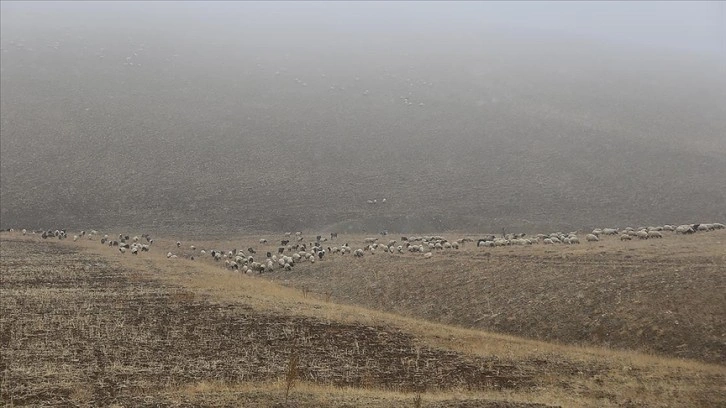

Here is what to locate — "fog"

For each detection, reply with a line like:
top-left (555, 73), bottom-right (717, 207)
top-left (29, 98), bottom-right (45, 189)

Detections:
top-left (1, 1), bottom-right (725, 234)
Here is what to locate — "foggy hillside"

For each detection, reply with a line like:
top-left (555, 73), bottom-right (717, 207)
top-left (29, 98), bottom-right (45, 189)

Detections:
top-left (2, 2), bottom-right (725, 234)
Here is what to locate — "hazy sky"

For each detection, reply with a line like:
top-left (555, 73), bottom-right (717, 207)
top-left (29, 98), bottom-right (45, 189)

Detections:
top-left (2, 1), bottom-right (724, 57)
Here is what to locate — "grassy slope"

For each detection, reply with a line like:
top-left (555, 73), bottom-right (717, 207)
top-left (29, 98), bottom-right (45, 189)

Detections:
top-left (257, 230), bottom-right (726, 365)
top-left (1, 22), bottom-right (725, 234)
top-left (2, 232), bottom-right (724, 407)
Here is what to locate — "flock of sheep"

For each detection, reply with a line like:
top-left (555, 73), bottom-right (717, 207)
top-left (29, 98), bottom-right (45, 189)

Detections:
top-left (6, 222), bottom-right (723, 275)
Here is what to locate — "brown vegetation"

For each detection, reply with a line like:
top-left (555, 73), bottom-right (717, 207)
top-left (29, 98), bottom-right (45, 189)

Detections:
top-left (264, 231), bottom-right (726, 364)
top-left (1, 232), bottom-right (725, 407)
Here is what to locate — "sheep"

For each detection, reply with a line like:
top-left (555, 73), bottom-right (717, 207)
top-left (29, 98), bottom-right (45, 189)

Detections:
top-left (636, 230), bottom-right (649, 240)
top-left (647, 231), bottom-right (663, 239)
top-left (423, 252), bottom-right (432, 259)
top-left (713, 223), bottom-right (725, 230)
top-left (354, 248), bottom-right (365, 257)
top-left (119, 247), bottom-right (126, 254)
top-left (620, 234), bottom-right (632, 241)
top-left (586, 234), bottom-right (599, 242)
top-left (176, 241), bottom-right (181, 248)
top-left (260, 238), bottom-right (267, 244)
top-left (190, 245), bottom-right (196, 250)
top-left (602, 228), bottom-right (619, 235)
top-left (569, 236), bottom-right (580, 244)
top-left (166, 252), bottom-right (173, 258)
top-left (675, 225), bottom-right (695, 234)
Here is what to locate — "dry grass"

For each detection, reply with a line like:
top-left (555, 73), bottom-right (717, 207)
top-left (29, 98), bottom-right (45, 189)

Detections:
top-left (2, 231), bottom-right (725, 407)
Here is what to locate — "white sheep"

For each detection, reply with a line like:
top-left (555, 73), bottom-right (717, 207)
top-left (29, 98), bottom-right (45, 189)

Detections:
top-left (586, 234), bottom-right (599, 242)
top-left (620, 234), bottom-right (632, 241)
top-left (423, 252), bottom-right (432, 259)
top-left (647, 231), bottom-right (663, 239)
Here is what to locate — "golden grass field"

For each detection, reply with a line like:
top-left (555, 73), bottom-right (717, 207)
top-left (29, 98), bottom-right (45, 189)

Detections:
top-left (1, 229), bottom-right (725, 407)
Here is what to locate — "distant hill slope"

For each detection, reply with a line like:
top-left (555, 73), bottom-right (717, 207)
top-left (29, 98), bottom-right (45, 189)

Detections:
top-left (2, 22), bottom-right (725, 233)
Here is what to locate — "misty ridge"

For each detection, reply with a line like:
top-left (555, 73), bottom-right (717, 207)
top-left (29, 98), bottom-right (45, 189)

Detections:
top-left (1, 2), bottom-right (725, 235)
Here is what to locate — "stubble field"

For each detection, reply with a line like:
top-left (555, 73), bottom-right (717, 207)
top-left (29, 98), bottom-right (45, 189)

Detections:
top-left (1, 231), bottom-right (724, 407)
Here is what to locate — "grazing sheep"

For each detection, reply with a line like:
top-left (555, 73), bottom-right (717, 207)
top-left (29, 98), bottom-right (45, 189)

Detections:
top-left (636, 230), bottom-right (649, 240)
top-left (260, 238), bottom-right (267, 244)
top-left (354, 249), bottom-right (365, 257)
top-left (176, 241), bottom-right (181, 248)
top-left (675, 225), bottom-right (695, 234)
top-left (586, 234), bottom-right (599, 242)
top-left (602, 228), bottom-right (619, 235)
top-left (620, 234), bottom-right (632, 241)
top-left (647, 231), bottom-right (663, 239)
top-left (119, 247), bottom-right (126, 254)
top-left (423, 252), bottom-right (432, 259)
top-left (166, 252), bottom-right (173, 258)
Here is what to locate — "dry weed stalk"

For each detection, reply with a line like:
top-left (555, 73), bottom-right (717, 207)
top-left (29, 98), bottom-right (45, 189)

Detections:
top-left (284, 351), bottom-right (299, 402)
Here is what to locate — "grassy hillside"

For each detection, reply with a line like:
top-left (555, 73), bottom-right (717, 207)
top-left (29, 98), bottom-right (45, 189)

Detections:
top-left (259, 230), bottom-right (726, 365)
top-left (1, 233), bottom-right (724, 407)
top-left (2, 16), bottom-right (725, 233)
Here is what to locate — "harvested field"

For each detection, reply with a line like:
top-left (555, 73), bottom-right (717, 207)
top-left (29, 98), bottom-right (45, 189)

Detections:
top-left (1, 233), bottom-right (725, 407)
top-left (262, 230), bottom-right (726, 364)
